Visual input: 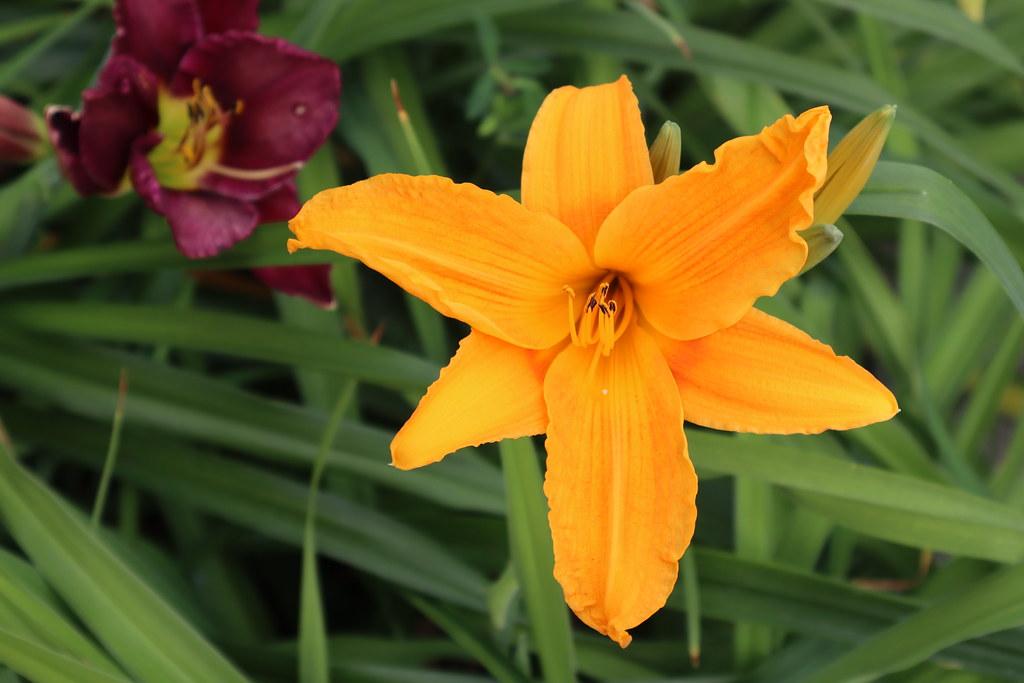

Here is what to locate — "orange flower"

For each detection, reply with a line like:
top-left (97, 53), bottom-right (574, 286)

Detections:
top-left (288, 76), bottom-right (898, 646)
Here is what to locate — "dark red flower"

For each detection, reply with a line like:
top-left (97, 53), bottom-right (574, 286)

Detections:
top-left (46, 0), bottom-right (339, 306)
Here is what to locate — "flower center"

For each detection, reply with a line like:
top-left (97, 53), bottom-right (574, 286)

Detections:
top-left (564, 274), bottom-right (634, 357)
top-left (178, 79), bottom-right (238, 170)
top-left (148, 79), bottom-right (236, 190)
top-left (147, 79), bottom-right (305, 191)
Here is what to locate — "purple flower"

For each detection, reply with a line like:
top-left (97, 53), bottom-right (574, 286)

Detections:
top-left (46, 0), bottom-right (340, 306)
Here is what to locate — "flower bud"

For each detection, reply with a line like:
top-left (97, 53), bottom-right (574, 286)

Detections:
top-left (0, 95), bottom-right (47, 165)
top-left (798, 223), bottom-right (843, 274)
top-left (814, 105), bottom-right (896, 225)
top-left (958, 0), bottom-right (985, 22)
top-left (649, 120), bottom-right (681, 184)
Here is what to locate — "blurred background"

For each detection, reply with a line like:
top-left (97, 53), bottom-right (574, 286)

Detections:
top-left (0, 1), bottom-right (1023, 682)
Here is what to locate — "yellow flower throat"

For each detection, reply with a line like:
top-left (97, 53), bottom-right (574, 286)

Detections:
top-left (146, 79), bottom-right (304, 190)
top-left (147, 79), bottom-right (236, 189)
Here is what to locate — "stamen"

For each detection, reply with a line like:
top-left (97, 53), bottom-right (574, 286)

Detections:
top-left (563, 286), bottom-right (579, 345)
top-left (585, 343), bottom-right (604, 382)
top-left (209, 160), bottom-right (305, 181)
top-left (174, 79), bottom-right (245, 170)
top-left (611, 279), bottom-right (634, 345)
top-left (564, 274), bottom-right (633, 354)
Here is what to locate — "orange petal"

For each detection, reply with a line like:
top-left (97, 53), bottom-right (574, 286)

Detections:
top-left (521, 75), bottom-right (653, 252)
top-left (594, 107), bottom-right (831, 341)
top-left (543, 324), bottom-right (697, 647)
top-left (391, 331), bottom-right (557, 470)
top-left (656, 308), bottom-right (899, 434)
top-left (290, 174), bottom-right (599, 349)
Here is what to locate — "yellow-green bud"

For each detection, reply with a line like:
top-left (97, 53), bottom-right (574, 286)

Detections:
top-left (649, 120), bottom-right (681, 184)
top-left (814, 104), bottom-right (896, 226)
top-left (958, 0), bottom-right (985, 22)
top-left (798, 223), bottom-right (843, 274)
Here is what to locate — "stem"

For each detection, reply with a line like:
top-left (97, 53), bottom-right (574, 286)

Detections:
top-left (91, 368), bottom-right (129, 527)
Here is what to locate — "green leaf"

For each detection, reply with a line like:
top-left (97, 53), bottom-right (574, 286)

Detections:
top-left (5, 404), bottom-right (490, 611)
top-left (316, 0), bottom-right (570, 60)
top-left (682, 549), bottom-right (1024, 679)
top-left (688, 431), bottom-right (1024, 562)
top-left (848, 161), bottom-right (1024, 319)
top-left (499, 438), bottom-right (576, 683)
top-left (0, 629), bottom-right (132, 683)
top-left (0, 329), bottom-right (501, 514)
top-left (0, 159), bottom-right (62, 258)
top-left (0, 0), bottom-right (105, 90)
top-left (0, 226), bottom-right (337, 291)
top-left (808, 0), bottom-right (1022, 74)
top-left (0, 570), bottom-right (123, 677)
top-left (300, 382), bottom-right (357, 683)
top-left (0, 434), bottom-right (252, 683)
top-left (406, 596), bottom-right (531, 683)
top-left (802, 562), bottom-right (1024, 682)
top-left (0, 301), bottom-right (439, 391)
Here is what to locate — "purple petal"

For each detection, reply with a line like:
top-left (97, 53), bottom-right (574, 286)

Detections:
top-left (78, 56), bottom-right (158, 191)
top-left (45, 106), bottom-right (106, 194)
top-left (254, 180), bottom-right (301, 222)
top-left (128, 132), bottom-right (165, 211)
top-left (173, 33), bottom-right (340, 171)
top-left (113, 0), bottom-right (202, 81)
top-left (130, 143), bottom-right (258, 258)
top-left (195, 0), bottom-right (259, 33)
top-left (163, 190), bottom-right (259, 258)
top-left (200, 169), bottom-right (292, 202)
top-left (252, 265), bottom-right (334, 307)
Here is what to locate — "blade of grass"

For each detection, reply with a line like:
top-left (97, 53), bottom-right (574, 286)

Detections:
top-left (680, 551), bottom-right (702, 668)
top-left (0, 225), bottom-right (336, 291)
top-left (0, 423), bottom-right (253, 683)
top-left (801, 562), bottom-right (1024, 683)
top-left (954, 318), bottom-right (1024, 465)
top-left (0, 573), bottom-right (123, 676)
top-left (6, 405), bottom-right (490, 610)
top-left (0, 158), bottom-right (62, 257)
top-left (499, 438), bottom-right (576, 683)
top-left (734, 475), bottom-right (777, 666)
top-left (300, 381), bottom-right (357, 683)
top-left (318, 0), bottom-right (569, 61)
top-left (0, 301), bottom-right (439, 392)
top-left (922, 268), bottom-right (1011, 413)
top-left (406, 596), bottom-right (531, 683)
top-left (0, 0), bottom-right (106, 90)
top-left (848, 161), bottom-right (1024, 319)
top-left (682, 549), bottom-right (1024, 679)
top-left (808, 0), bottom-right (1022, 73)
top-left (0, 329), bottom-right (502, 514)
top-left (0, 629), bottom-right (132, 683)
top-left (688, 431), bottom-right (1024, 562)
top-left (91, 368), bottom-right (127, 527)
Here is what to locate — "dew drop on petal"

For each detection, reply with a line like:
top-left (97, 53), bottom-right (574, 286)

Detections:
top-left (601, 388), bottom-right (609, 396)
top-left (292, 103), bottom-right (308, 117)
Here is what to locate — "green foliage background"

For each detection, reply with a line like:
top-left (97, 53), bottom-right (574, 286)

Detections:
top-left (1, 0), bottom-right (1023, 682)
